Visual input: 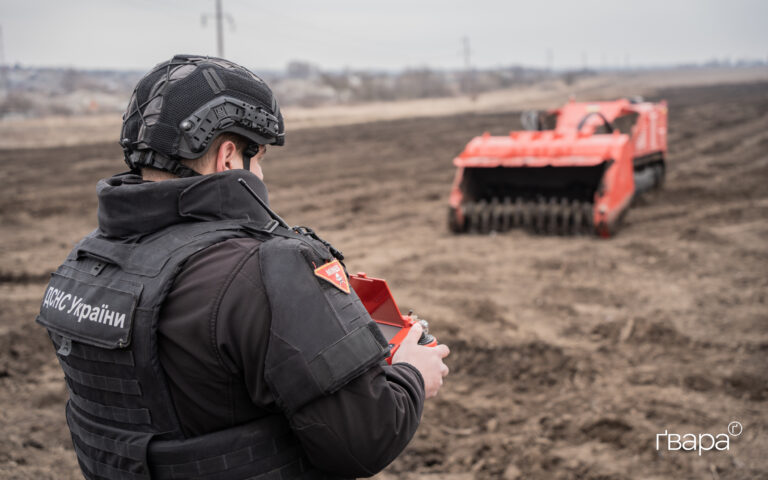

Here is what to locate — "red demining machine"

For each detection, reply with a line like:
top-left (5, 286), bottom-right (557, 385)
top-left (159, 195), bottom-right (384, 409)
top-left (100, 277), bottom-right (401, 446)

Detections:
top-left (447, 98), bottom-right (668, 237)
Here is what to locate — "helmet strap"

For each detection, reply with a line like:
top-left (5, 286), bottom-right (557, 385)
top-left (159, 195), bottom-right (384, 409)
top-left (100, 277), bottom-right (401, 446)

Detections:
top-left (129, 151), bottom-right (201, 178)
top-left (242, 143), bottom-right (262, 173)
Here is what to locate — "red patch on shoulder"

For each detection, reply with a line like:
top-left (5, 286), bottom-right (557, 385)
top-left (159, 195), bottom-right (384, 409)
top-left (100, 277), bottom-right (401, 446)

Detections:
top-left (313, 259), bottom-right (350, 294)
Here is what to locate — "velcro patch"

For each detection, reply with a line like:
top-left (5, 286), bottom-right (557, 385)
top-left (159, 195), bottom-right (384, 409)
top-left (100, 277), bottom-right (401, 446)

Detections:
top-left (314, 259), bottom-right (350, 294)
top-left (37, 273), bottom-right (138, 349)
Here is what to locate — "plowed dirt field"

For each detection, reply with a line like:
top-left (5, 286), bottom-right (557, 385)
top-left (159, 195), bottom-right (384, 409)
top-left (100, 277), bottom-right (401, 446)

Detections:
top-left (1, 81), bottom-right (766, 479)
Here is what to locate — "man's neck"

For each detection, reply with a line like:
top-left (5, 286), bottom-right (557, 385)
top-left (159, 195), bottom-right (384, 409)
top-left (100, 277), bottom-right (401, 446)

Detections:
top-left (141, 167), bottom-right (181, 182)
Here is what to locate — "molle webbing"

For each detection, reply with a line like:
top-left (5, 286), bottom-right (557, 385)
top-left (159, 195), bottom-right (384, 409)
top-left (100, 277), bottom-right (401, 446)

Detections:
top-left (38, 219), bottom-right (291, 479)
top-left (39, 218), bottom-right (353, 479)
top-left (148, 416), bottom-right (321, 480)
top-left (67, 386), bottom-right (152, 425)
top-left (57, 359), bottom-right (141, 395)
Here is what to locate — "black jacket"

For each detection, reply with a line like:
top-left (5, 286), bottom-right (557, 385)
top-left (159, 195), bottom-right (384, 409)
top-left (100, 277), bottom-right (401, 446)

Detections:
top-left (97, 170), bottom-right (425, 478)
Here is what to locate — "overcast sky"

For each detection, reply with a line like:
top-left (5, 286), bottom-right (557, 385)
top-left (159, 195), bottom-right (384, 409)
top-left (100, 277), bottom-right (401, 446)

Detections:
top-left (1, 0), bottom-right (766, 72)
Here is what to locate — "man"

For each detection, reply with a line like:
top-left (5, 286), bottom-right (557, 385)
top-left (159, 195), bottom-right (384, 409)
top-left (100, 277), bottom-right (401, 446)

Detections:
top-left (36, 55), bottom-right (450, 480)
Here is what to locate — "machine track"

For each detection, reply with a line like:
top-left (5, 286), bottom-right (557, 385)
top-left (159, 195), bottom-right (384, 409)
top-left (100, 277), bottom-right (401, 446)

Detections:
top-left (455, 197), bottom-right (594, 235)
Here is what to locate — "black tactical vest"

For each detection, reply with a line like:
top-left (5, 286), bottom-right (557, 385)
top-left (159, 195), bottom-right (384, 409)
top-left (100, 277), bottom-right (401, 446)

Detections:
top-left (37, 216), bottom-right (389, 480)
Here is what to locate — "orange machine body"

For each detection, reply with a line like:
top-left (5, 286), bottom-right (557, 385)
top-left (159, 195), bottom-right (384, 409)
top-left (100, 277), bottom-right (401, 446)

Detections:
top-left (448, 98), bottom-right (668, 236)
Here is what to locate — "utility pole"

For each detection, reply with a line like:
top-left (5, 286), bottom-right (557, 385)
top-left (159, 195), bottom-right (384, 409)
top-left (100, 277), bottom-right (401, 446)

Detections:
top-left (202, 0), bottom-right (234, 57)
top-left (462, 36), bottom-right (475, 100)
top-left (0, 25), bottom-right (7, 99)
top-left (215, 0), bottom-right (223, 57)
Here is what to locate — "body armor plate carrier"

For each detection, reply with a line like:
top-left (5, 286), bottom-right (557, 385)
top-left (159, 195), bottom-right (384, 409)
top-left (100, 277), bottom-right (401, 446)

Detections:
top-left (37, 217), bottom-right (389, 480)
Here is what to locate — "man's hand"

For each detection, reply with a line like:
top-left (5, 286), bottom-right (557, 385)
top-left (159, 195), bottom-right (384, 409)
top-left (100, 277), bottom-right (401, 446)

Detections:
top-left (392, 323), bottom-right (450, 398)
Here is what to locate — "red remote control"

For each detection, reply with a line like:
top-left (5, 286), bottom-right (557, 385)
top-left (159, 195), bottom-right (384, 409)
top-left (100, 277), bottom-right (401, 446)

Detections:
top-left (349, 273), bottom-right (438, 364)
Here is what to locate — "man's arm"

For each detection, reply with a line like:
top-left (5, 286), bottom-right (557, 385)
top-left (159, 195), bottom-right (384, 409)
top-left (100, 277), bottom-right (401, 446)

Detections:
top-left (215, 241), bottom-right (430, 477)
top-left (289, 363), bottom-right (424, 477)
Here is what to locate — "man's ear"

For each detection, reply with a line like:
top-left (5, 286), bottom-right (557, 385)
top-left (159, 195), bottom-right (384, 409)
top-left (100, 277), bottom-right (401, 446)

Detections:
top-left (215, 140), bottom-right (239, 172)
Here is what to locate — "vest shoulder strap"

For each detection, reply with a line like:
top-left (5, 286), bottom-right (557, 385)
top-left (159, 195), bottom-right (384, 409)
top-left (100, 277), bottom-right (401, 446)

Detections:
top-left (71, 219), bottom-right (254, 277)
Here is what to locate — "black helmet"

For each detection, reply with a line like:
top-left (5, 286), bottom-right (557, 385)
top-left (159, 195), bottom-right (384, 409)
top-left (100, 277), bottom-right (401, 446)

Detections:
top-left (120, 54), bottom-right (284, 177)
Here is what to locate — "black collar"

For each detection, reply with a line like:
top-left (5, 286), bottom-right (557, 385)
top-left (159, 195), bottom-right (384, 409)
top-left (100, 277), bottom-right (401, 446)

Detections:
top-left (96, 170), bottom-right (272, 239)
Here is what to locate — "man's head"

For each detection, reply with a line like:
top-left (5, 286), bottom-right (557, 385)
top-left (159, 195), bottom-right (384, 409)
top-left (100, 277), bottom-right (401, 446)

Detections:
top-left (119, 54), bottom-right (283, 179)
top-left (142, 133), bottom-right (267, 181)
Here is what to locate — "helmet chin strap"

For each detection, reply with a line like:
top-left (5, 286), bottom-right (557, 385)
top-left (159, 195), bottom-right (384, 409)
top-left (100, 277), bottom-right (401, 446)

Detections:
top-left (241, 143), bottom-right (261, 174)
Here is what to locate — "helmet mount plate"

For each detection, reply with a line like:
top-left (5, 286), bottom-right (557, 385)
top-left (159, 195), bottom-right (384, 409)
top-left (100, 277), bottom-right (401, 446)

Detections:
top-left (177, 96), bottom-right (283, 159)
